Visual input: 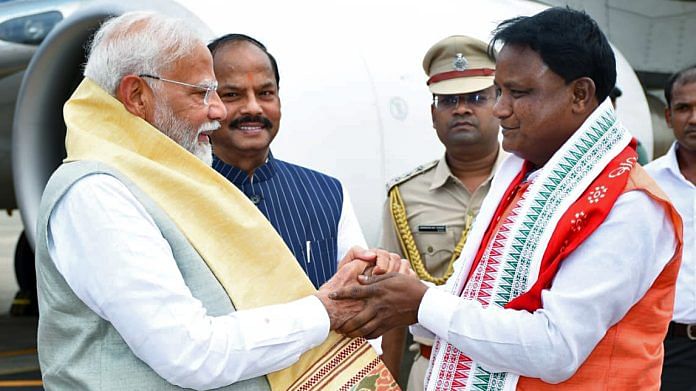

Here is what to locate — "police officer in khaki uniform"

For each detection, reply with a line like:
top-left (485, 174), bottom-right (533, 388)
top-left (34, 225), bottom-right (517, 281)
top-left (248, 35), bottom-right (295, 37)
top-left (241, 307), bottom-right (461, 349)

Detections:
top-left (380, 35), bottom-right (508, 390)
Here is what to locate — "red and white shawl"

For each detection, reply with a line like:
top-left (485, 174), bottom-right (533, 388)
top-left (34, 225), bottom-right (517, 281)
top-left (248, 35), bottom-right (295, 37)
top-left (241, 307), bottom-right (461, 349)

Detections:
top-left (425, 99), bottom-right (638, 391)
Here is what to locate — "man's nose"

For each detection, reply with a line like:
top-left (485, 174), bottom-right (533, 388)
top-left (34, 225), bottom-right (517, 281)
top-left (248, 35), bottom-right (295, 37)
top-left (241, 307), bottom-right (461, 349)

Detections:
top-left (207, 91), bottom-right (226, 122)
top-left (452, 98), bottom-right (474, 115)
top-left (493, 94), bottom-right (511, 119)
top-left (241, 93), bottom-right (263, 116)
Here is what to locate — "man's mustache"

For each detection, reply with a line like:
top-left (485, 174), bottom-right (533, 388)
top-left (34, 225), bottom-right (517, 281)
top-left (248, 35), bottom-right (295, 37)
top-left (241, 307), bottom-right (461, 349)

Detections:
top-left (199, 121), bottom-right (221, 134)
top-left (229, 115), bottom-right (273, 129)
top-left (449, 115), bottom-right (477, 128)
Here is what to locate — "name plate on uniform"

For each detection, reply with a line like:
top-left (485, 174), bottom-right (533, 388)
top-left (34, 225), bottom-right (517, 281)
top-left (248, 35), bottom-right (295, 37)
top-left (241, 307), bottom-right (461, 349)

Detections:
top-left (418, 225), bottom-right (446, 233)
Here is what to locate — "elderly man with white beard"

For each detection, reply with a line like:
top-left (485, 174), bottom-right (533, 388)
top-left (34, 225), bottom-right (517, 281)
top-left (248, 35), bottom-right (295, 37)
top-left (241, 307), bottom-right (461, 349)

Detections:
top-left (34, 11), bottom-right (403, 391)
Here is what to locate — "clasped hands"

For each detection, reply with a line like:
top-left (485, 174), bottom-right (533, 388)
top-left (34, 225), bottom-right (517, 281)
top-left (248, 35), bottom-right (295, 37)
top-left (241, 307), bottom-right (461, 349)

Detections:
top-left (315, 247), bottom-right (428, 340)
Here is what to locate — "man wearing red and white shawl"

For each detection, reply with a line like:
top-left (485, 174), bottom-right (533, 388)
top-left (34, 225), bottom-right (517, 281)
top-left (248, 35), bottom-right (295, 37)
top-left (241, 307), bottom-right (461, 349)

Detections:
top-left (331, 7), bottom-right (683, 390)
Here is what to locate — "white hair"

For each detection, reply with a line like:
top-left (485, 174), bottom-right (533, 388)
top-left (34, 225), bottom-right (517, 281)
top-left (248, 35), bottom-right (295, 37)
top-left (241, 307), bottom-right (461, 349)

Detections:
top-left (83, 11), bottom-right (203, 96)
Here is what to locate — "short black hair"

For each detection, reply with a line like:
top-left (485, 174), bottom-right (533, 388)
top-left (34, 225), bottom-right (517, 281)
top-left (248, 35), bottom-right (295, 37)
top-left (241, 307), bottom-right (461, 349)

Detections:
top-left (664, 65), bottom-right (696, 108)
top-left (610, 86), bottom-right (622, 100)
top-left (208, 33), bottom-right (280, 88)
top-left (490, 7), bottom-right (616, 103)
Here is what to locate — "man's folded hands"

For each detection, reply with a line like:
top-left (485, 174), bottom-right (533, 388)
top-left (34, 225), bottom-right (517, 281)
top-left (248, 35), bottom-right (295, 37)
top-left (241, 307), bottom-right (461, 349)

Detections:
top-left (316, 246), bottom-right (425, 338)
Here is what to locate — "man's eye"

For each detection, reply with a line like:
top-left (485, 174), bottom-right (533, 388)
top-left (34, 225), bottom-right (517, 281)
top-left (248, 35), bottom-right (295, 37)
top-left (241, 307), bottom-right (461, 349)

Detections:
top-left (443, 96), bottom-right (458, 105)
top-left (466, 94), bottom-right (487, 104)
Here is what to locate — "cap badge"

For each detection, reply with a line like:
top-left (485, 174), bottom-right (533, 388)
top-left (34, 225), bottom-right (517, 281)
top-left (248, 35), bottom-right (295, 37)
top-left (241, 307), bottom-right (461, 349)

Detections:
top-left (453, 53), bottom-right (468, 71)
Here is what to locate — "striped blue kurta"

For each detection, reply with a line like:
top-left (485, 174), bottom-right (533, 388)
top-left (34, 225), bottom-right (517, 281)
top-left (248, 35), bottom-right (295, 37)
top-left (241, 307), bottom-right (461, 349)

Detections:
top-left (213, 153), bottom-right (343, 288)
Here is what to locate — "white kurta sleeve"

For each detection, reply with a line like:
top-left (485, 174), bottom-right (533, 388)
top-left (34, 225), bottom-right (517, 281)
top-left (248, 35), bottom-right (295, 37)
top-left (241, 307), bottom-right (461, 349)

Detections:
top-left (336, 187), bottom-right (368, 258)
top-left (417, 190), bottom-right (677, 383)
top-left (47, 174), bottom-right (330, 390)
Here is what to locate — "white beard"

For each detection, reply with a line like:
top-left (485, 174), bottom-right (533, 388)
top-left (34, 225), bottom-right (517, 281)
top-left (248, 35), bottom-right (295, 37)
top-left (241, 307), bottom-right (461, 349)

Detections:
top-left (152, 99), bottom-right (218, 166)
top-left (195, 142), bottom-right (213, 166)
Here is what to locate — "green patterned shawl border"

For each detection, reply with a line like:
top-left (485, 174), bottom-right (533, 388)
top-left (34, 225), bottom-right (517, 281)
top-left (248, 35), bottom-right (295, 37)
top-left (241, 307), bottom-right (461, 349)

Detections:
top-left (494, 104), bottom-right (627, 306)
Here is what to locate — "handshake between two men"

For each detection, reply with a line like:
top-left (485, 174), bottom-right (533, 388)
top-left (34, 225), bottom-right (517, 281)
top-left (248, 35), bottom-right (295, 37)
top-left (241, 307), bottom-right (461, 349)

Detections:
top-left (315, 247), bottom-right (430, 340)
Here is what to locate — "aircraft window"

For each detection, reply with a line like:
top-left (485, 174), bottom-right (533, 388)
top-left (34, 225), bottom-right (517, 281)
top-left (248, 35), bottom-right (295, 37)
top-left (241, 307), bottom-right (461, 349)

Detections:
top-left (0, 11), bottom-right (63, 45)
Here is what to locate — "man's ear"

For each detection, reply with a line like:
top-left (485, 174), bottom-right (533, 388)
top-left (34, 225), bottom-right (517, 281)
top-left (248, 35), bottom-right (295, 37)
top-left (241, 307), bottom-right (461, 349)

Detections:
top-left (116, 75), bottom-right (154, 120)
top-left (430, 104), bottom-right (436, 129)
top-left (570, 77), bottom-right (597, 114)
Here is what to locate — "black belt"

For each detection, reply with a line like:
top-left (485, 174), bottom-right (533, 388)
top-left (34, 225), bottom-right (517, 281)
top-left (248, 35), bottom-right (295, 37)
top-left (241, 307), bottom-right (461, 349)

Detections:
top-left (667, 322), bottom-right (696, 340)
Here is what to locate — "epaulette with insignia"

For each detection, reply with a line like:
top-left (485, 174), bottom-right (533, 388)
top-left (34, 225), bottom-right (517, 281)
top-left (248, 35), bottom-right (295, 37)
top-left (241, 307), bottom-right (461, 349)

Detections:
top-left (385, 159), bottom-right (439, 191)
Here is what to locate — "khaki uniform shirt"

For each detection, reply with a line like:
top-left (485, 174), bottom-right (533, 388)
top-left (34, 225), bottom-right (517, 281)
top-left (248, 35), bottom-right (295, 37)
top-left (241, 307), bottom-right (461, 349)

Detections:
top-left (380, 147), bottom-right (508, 279)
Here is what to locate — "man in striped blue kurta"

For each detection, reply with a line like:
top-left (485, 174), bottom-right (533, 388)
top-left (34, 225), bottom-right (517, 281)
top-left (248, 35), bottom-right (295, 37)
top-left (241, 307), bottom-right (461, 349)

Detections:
top-left (208, 34), bottom-right (367, 288)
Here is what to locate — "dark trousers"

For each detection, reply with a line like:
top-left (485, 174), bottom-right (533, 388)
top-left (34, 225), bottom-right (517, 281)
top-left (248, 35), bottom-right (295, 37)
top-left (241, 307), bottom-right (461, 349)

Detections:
top-left (662, 323), bottom-right (696, 390)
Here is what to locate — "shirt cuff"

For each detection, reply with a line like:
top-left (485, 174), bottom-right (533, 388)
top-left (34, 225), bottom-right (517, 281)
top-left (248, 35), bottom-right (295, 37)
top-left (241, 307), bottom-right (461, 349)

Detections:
top-left (301, 295), bottom-right (331, 346)
top-left (417, 287), bottom-right (460, 340)
top-left (409, 324), bottom-right (435, 341)
top-left (367, 336), bottom-right (383, 356)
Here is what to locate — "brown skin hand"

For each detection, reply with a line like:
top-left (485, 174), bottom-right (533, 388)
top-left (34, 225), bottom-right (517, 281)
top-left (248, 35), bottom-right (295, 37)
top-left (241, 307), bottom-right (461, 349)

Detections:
top-left (317, 248), bottom-right (412, 330)
top-left (337, 247), bottom-right (405, 275)
top-left (316, 259), bottom-right (372, 330)
top-left (355, 251), bottom-right (414, 378)
top-left (329, 272), bottom-right (428, 340)
top-left (337, 246), bottom-right (378, 269)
